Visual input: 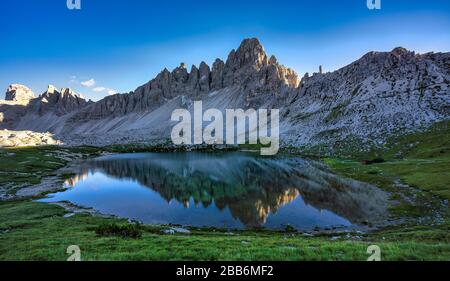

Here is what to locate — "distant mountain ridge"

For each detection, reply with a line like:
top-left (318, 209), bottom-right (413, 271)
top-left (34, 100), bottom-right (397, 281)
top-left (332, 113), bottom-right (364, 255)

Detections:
top-left (1, 38), bottom-right (449, 149)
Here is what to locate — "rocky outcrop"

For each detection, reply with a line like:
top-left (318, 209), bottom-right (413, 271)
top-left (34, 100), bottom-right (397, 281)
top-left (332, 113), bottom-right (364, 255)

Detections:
top-left (198, 61), bottom-right (211, 92)
top-left (211, 59), bottom-right (225, 90)
top-left (218, 38), bottom-right (299, 106)
top-left (208, 38), bottom-right (299, 102)
top-left (0, 129), bottom-right (61, 147)
top-left (5, 84), bottom-right (35, 103)
top-left (38, 85), bottom-right (90, 116)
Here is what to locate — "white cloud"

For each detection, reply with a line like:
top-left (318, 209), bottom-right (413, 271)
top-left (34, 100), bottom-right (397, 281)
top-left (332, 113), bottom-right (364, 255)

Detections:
top-left (81, 78), bottom-right (96, 88)
top-left (69, 75), bottom-right (78, 83)
top-left (78, 78), bottom-right (117, 96)
top-left (92, 87), bottom-right (117, 95)
top-left (92, 86), bottom-right (106, 92)
top-left (107, 89), bottom-right (117, 95)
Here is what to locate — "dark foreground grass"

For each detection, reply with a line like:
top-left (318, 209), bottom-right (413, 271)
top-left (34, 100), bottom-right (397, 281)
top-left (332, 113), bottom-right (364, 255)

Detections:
top-left (0, 201), bottom-right (449, 261)
top-left (93, 223), bottom-right (143, 239)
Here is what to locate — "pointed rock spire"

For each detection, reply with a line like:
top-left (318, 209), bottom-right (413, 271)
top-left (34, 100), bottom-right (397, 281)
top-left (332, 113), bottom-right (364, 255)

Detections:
top-left (211, 58), bottom-right (225, 90)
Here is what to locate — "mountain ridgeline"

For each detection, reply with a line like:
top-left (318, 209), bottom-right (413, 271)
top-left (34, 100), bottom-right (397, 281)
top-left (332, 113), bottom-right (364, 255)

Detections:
top-left (1, 38), bottom-right (449, 149)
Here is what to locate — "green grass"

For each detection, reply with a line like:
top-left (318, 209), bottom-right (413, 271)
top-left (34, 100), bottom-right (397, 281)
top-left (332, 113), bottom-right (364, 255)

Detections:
top-left (0, 146), bottom-right (67, 186)
top-left (324, 121), bottom-right (450, 201)
top-left (0, 145), bottom-right (104, 188)
top-left (0, 201), bottom-right (449, 261)
top-left (322, 121), bottom-right (450, 224)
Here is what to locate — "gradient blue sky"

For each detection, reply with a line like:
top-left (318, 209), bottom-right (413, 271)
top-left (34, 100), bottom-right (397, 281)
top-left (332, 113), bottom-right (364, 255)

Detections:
top-left (1, 0), bottom-right (449, 101)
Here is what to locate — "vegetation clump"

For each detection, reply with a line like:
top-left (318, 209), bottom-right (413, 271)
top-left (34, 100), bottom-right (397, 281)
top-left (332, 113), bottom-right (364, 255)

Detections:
top-left (284, 225), bottom-right (297, 233)
top-left (363, 157), bottom-right (385, 165)
top-left (93, 223), bottom-right (143, 239)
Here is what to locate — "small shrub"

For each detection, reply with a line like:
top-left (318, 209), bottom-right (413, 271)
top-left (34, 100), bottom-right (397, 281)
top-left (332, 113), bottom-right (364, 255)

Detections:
top-left (284, 224), bottom-right (297, 233)
top-left (363, 157), bottom-right (385, 165)
top-left (94, 223), bottom-right (143, 238)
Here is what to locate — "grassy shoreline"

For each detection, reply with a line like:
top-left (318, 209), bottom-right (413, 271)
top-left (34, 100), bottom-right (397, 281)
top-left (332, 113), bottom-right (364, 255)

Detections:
top-left (1, 200), bottom-right (449, 261)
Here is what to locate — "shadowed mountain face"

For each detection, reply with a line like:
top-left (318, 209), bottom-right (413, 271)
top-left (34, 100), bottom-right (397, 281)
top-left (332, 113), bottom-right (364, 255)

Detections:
top-left (70, 38), bottom-right (299, 122)
top-left (1, 38), bottom-right (449, 148)
top-left (60, 152), bottom-right (389, 228)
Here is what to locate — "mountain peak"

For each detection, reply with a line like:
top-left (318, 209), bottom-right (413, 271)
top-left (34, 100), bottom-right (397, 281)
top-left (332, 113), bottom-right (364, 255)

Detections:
top-left (238, 38), bottom-right (263, 51)
top-left (42, 85), bottom-right (82, 99)
top-left (227, 38), bottom-right (268, 69)
top-left (391, 46), bottom-right (411, 57)
top-left (130, 38), bottom-right (296, 105)
top-left (38, 86), bottom-right (89, 116)
top-left (46, 84), bottom-right (57, 94)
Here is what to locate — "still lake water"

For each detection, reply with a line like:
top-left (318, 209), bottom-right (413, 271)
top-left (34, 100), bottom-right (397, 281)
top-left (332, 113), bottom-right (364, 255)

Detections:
top-left (39, 152), bottom-right (388, 230)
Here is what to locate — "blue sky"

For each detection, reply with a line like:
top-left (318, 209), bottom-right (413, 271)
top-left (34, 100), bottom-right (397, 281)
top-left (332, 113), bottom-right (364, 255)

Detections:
top-left (1, 0), bottom-right (449, 101)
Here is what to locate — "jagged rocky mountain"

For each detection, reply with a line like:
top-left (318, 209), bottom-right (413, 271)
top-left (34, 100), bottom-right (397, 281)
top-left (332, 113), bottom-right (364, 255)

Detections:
top-left (1, 38), bottom-right (449, 148)
top-left (285, 47), bottom-right (450, 148)
top-left (1, 84), bottom-right (90, 134)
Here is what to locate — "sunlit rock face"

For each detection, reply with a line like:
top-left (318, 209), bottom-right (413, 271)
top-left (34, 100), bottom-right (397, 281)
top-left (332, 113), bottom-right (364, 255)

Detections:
top-left (66, 152), bottom-right (390, 227)
top-left (0, 129), bottom-right (61, 147)
top-left (5, 84), bottom-right (35, 103)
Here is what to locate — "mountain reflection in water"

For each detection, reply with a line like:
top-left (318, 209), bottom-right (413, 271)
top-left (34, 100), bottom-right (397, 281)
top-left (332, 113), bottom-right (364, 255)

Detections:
top-left (42, 152), bottom-right (389, 230)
